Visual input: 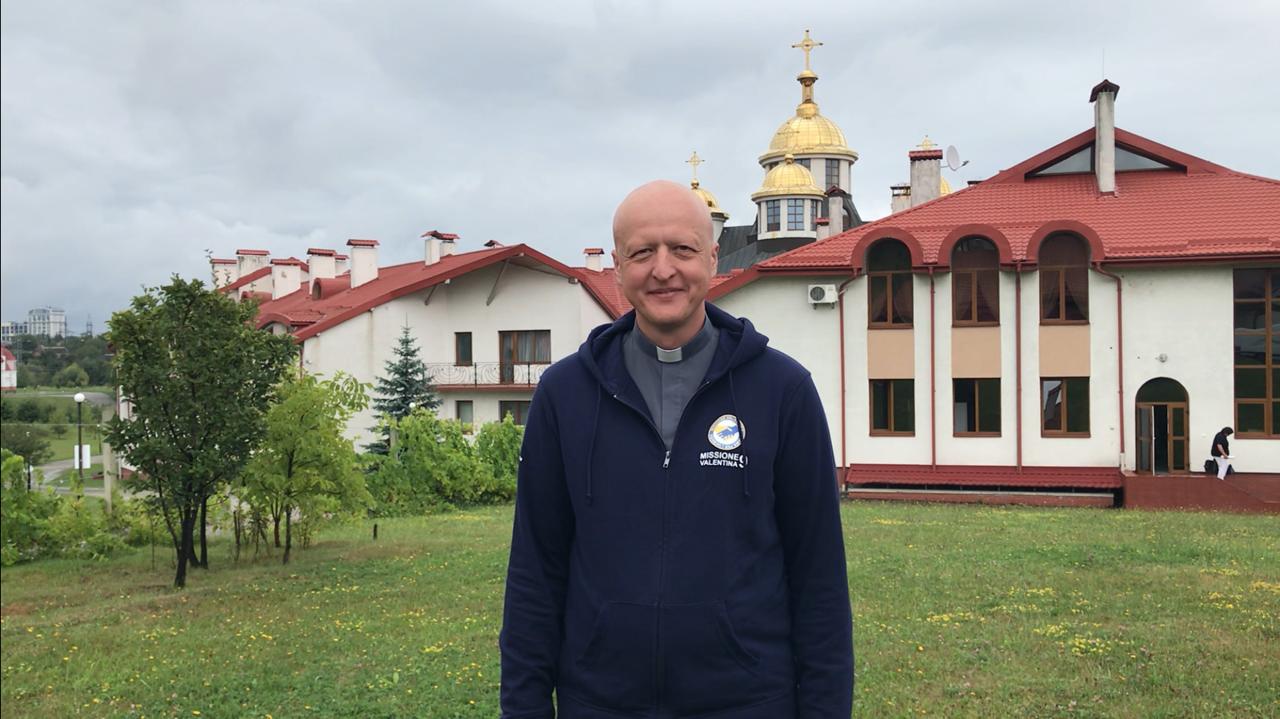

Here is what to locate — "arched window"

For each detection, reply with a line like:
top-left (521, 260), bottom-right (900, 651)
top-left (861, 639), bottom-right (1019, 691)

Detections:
top-left (1039, 233), bottom-right (1090, 322)
top-left (952, 237), bottom-right (999, 325)
top-left (867, 240), bottom-right (913, 327)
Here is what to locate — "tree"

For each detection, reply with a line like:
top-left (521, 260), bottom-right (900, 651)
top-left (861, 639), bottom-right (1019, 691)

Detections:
top-left (239, 372), bottom-right (370, 564)
top-left (52, 362), bottom-right (90, 387)
top-left (366, 325), bottom-right (440, 453)
top-left (475, 414), bottom-right (523, 500)
top-left (106, 277), bottom-right (295, 588)
top-left (0, 424), bottom-right (52, 488)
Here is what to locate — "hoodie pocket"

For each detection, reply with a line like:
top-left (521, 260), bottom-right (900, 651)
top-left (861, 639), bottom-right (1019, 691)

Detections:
top-left (662, 601), bottom-right (766, 714)
top-left (573, 601), bottom-right (655, 711)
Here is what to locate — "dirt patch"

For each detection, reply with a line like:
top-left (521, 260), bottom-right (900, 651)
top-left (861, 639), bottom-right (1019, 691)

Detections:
top-left (0, 602), bottom-right (36, 617)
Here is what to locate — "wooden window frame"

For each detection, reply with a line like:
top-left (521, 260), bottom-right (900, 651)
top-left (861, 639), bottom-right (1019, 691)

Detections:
top-left (455, 400), bottom-right (474, 433)
top-left (867, 272), bottom-right (914, 328)
top-left (952, 268), bottom-right (1000, 326)
top-left (1041, 376), bottom-right (1091, 437)
top-left (499, 400), bottom-right (532, 426)
top-left (454, 332), bottom-right (473, 366)
top-left (870, 379), bottom-right (915, 436)
top-left (1039, 234), bottom-right (1090, 325)
top-left (1233, 268), bottom-right (1279, 437)
top-left (953, 378), bottom-right (1001, 436)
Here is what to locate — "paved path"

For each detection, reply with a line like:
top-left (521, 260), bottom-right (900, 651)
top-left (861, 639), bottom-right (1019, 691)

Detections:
top-left (18, 390), bottom-right (113, 406)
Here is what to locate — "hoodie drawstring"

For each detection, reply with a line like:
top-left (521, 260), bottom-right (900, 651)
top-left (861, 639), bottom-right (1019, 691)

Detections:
top-left (729, 371), bottom-right (749, 499)
top-left (586, 384), bottom-right (602, 505)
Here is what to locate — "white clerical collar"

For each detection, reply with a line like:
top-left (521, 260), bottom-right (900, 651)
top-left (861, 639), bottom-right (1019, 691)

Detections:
top-left (632, 316), bottom-right (714, 364)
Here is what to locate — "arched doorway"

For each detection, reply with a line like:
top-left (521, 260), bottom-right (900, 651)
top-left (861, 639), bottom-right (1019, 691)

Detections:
top-left (1135, 378), bottom-right (1189, 474)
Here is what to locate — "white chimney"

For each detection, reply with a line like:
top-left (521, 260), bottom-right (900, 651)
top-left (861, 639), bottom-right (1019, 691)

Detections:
top-left (421, 230), bottom-right (458, 265)
top-left (889, 183), bottom-right (911, 214)
top-left (425, 237), bottom-right (441, 265)
top-left (335, 254), bottom-right (350, 275)
top-left (306, 248), bottom-right (337, 281)
top-left (347, 239), bottom-right (379, 288)
top-left (210, 258), bottom-right (238, 288)
top-left (441, 239), bottom-right (456, 257)
top-left (1091, 79), bottom-right (1119, 195)
top-left (270, 259), bottom-right (306, 299)
top-left (908, 141), bottom-right (942, 207)
top-left (583, 247), bottom-right (604, 272)
top-left (236, 248), bottom-right (269, 278)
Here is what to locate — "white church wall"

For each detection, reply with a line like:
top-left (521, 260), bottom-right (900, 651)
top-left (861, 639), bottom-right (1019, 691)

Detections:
top-left (713, 276), bottom-right (844, 462)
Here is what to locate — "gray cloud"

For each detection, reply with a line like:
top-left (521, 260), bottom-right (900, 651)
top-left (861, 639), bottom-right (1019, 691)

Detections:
top-left (3, 0), bottom-right (1277, 332)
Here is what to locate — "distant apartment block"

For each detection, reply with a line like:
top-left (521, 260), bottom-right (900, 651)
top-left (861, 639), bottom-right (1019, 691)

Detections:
top-left (1, 307), bottom-right (67, 341)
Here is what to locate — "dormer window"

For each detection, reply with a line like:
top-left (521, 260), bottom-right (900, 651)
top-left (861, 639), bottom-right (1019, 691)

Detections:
top-left (1028, 144), bottom-right (1180, 177)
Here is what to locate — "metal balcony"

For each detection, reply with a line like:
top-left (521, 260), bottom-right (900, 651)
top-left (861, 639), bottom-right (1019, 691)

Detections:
top-left (425, 362), bottom-right (549, 389)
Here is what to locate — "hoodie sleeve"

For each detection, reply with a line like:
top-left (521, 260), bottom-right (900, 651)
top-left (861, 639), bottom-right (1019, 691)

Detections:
top-left (500, 385), bottom-right (574, 718)
top-left (773, 373), bottom-right (854, 718)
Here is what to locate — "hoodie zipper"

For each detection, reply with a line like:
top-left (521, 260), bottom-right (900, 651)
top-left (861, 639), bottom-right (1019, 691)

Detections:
top-left (609, 378), bottom-right (716, 712)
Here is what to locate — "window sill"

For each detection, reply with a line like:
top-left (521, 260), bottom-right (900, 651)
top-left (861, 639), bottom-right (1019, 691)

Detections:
top-left (870, 430), bottom-right (916, 437)
top-left (868, 323), bottom-right (914, 330)
top-left (953, 321), bottom-right (1000, 328)
top-left (954, 432), bottom-right (1002, 437)
top-left (1235, 433), bottom-right (1280, 439)
top-left (1040, 319), bottom-right (1090, 326)
top-left (1041, 431), bottom-right (1092, 438)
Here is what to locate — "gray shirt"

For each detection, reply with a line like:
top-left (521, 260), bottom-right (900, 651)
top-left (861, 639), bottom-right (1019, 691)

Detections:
top-left (622, 315), bottom-right (719, 450)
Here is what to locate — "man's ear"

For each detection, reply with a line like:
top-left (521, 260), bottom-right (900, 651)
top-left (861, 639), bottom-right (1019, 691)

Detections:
top-left (611, 250), bottom-right (621, 286)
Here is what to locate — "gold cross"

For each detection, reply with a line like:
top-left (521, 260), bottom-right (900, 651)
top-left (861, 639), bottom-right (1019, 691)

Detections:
top-left (686, 151), bottom-right (704, 181)
top-left (918, 135), bottom-right (936, 149)
top-left (791, 29), bottom-right (823, 71)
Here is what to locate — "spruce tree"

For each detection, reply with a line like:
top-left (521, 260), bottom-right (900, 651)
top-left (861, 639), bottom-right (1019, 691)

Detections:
top-left (367, 325), bottom-right (440, 453)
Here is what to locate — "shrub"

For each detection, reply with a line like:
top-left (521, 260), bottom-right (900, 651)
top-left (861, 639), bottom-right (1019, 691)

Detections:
top-left (475, 415), bottom-right (522, 501)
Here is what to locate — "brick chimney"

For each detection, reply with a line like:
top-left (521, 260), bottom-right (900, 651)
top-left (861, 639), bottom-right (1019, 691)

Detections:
top-left (1090, 79), bottom-right (1120, 195)
top-left (270, 259), bottom-right (307, 299)
top-left (908, 138), bottom-right (943, 207)
top-left (583, 248), bottom-right (604, 272)
top-left (347, 239), bottom-right (379, 288)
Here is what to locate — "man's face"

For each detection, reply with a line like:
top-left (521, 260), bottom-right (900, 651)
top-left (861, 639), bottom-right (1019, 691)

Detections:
top-left (612, 186), bottom-right (717, 344)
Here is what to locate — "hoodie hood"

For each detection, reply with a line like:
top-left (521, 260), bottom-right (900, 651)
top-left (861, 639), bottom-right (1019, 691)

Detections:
top-left (576, 302), bottom-right (770, 396)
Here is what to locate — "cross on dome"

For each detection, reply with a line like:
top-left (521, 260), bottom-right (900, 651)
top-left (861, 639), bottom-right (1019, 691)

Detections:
top-left (791, 29), bottom-right (823, 71)
top-left (686, 151), bottom-right (704, 182)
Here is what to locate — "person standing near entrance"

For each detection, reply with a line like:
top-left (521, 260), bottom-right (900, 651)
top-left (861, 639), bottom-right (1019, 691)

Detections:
top-left (499, 180), bottom-right (854, 717)
top-left (1211, 426), bottom-right (1234, 480)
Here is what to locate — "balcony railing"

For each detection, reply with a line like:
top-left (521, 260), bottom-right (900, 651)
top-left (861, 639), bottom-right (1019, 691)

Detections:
top-left (425, 362), bottom-right (550, 387)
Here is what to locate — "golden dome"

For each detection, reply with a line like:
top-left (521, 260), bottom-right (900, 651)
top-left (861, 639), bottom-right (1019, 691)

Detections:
top-left (752, 154), bottom-right (825, 200)
top-left (940, 175), bottom-right (952, 196)
top-left (690, 179), bottom-right (728, 219)
top-left (759, 30), bottom-right (856, 164)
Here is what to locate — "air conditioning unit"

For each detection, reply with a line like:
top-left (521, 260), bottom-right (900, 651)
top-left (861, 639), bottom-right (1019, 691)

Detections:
top-left (808, 284), bottom-right (838, 306)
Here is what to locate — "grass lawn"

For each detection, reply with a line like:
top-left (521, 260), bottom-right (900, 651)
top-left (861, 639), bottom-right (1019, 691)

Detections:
top-left (41, 425), bottom-right (105, 465)
top-left (1, 503), bottom-right (1277, 718)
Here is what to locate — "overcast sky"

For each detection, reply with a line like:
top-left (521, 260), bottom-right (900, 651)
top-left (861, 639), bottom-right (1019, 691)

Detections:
top-left (3, 0), bottom-right (1277, 333)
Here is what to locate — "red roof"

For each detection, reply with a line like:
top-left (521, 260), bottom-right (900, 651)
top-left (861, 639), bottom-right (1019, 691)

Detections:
top-left (1, 344), bottom-right (16, 364)
top-left (211, 258), bottom-right (236, 265)
top-left (219, 266), bottom-right (271, 294)
top-left (306, 248), bottom-right (336, 256)
top-left (254, 244), bottom-right (627, 340)
top-left (270, 258), bottom-right (308, 268)
top-left (745, 127), bottom-right (1280, 275)
top-left (422, 230), bottom-right (460, 240)
top-left (577, 267), bottom-right (629, 315)
top-left (235, 249), bottom-right (269, 256)
top-left (346, 239), bottom-right (379, 247)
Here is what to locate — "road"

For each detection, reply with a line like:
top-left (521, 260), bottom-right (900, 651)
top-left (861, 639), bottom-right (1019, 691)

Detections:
top-left (17, 389), bottom-right (114, 407)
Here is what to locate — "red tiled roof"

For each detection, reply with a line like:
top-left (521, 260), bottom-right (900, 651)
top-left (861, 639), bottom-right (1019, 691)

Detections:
top-left (753, 128), bottom-right (1280, 273)
top-left (306, 248), bottom-right (336, 256)
top-left (254, 244), bottom-right (625, 340)
top-left (211, 258), bottom-right (236, 265)
top-left (240, 290), bottom-right (272, 303)
top-left (577, 267), bottom-right (629, 315)
top-left (270, 258), bottom-right (308, 267)
top-left (422, 230), bottom-right (460, 240)
top-left (219, 266), bottom-right (271, 294)
top-left (235, 249), bottom-right (269, 256)
top-left (346, 239), bottom-right (379, 247)
top-left (583, 247), bottom-right (605, 255)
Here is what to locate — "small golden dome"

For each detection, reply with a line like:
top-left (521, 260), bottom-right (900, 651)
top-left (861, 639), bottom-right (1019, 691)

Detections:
top-left (690, 179), bottom-right (728, 219)
top-left (752, 154), bottom-right (825, 200)
top-left (939, 175), bottom-right (952, 196)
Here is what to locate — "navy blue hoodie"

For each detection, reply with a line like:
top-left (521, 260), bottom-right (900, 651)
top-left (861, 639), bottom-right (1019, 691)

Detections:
top-left (500, 303), bottom-right (853, 718)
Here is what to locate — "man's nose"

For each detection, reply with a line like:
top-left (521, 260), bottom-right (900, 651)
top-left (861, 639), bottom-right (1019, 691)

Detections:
top-left (651, 247), bottom-right (677, 281)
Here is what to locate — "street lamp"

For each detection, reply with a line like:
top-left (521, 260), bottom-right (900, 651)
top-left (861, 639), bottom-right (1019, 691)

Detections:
top-left (74, 392), bottom-right (85, 498)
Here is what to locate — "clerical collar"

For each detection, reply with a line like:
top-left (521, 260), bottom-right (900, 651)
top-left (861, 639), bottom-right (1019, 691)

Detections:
top-left (631, 316), bottom-right (714, 364)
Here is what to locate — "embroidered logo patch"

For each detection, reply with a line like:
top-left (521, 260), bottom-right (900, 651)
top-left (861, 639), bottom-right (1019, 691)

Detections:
top-left (707, 414), bottom-right (744, 450)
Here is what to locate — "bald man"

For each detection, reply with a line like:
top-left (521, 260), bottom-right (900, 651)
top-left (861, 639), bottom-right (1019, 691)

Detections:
top-left (500, 181), bottom-right (853, 718)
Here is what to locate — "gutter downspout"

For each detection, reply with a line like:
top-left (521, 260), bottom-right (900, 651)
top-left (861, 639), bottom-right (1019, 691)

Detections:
top-left (929, 267), bottom-right (937, 471)
top-left (837, 272), bottom-right (858, 478)
top-left (1014, 262), bottom-right (1023, 472)
top-left (1093, 262), bottom-right (1125, 470)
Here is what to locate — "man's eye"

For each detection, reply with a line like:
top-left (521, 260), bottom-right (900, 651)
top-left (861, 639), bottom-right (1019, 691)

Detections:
top-left (674, 246), bottom-right (697, 257)
top-left (630, 248), bottom-right (653, 260)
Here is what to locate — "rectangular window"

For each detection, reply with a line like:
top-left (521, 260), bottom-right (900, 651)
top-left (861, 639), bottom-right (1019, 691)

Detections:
top-left (1233, 268), bottom-right (1280, 436)
top-left (871, 379), bottom-right (915, 435)
top-left (1040, 267), bottom-right (1089, 322)
top-left (499, 330), bottom-right (551, 384)
top-left (953, 270), bottom-right (999, 324)
top-left (826, 159), bottom-right (840, 190)
top-left (787, 199), bottom-right (805, 231)
top-left (1041, 377), bottom-right (1089, 435)
top-left (766, 200), bottom-right (780, 232)
top-left (954, 378), bottom-right (1001, 435)
top-left (456, 400), bottom-right (474, 431)
top-left (868, 273), bottom-right (914, 327)
top-left (811, 199), bottom-right (820, 227)
top-left (499, 400), bottom-right (532, 425)
top-left (455, 332), bottom-right (472, 365)
top-left (797, 158), bottom-right (810, 169)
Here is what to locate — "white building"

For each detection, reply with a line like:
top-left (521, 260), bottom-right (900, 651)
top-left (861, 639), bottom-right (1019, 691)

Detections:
top-left (1, 345), bottom-right (16, 391)
top-left (25, 307), bottom-right (67, 339)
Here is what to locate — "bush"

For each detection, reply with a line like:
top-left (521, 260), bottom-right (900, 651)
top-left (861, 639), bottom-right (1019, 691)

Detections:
top-left (366, 412), bottom-right (514, 516)
top-left (15, 401), bottom-right (42, 423)
top-left (52, 363), bottom-right (90, 388)
top-left (475, 415), bottom-right (522, 501)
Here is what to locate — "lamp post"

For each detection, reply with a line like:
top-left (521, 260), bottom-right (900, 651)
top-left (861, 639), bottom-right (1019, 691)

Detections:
top-left (74, 392), bottom-right (85, 498)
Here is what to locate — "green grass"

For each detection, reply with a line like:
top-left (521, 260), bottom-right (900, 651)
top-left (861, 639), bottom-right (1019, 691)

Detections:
top-left (2, 503), bottom-right (1277, 718)
top-left (39, 425), bottom-right (105, 465)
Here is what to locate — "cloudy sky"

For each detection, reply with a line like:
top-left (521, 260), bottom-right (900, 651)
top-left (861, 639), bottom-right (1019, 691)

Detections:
top-left (3, 0), bottom-right (1277, 332)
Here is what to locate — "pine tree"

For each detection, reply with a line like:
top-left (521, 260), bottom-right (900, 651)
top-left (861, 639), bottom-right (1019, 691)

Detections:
top-left (367, 326), bottom-right (440, 453)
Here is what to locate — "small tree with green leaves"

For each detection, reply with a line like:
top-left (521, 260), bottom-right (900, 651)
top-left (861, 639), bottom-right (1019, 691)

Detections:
top-left (475, 414), bottom-right (522, 500)
top-left (52, 363), bottom-right (90, 387)
top-left (106, 277), bottom-right (296, 587)
top-left (239, 372), bottom-right (371, 564)
top-left (366, 325), bottom-right (440, 453)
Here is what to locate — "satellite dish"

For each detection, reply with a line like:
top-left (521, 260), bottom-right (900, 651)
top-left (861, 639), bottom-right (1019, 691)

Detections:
top-left (945, 145), bottom-right (962, 172)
